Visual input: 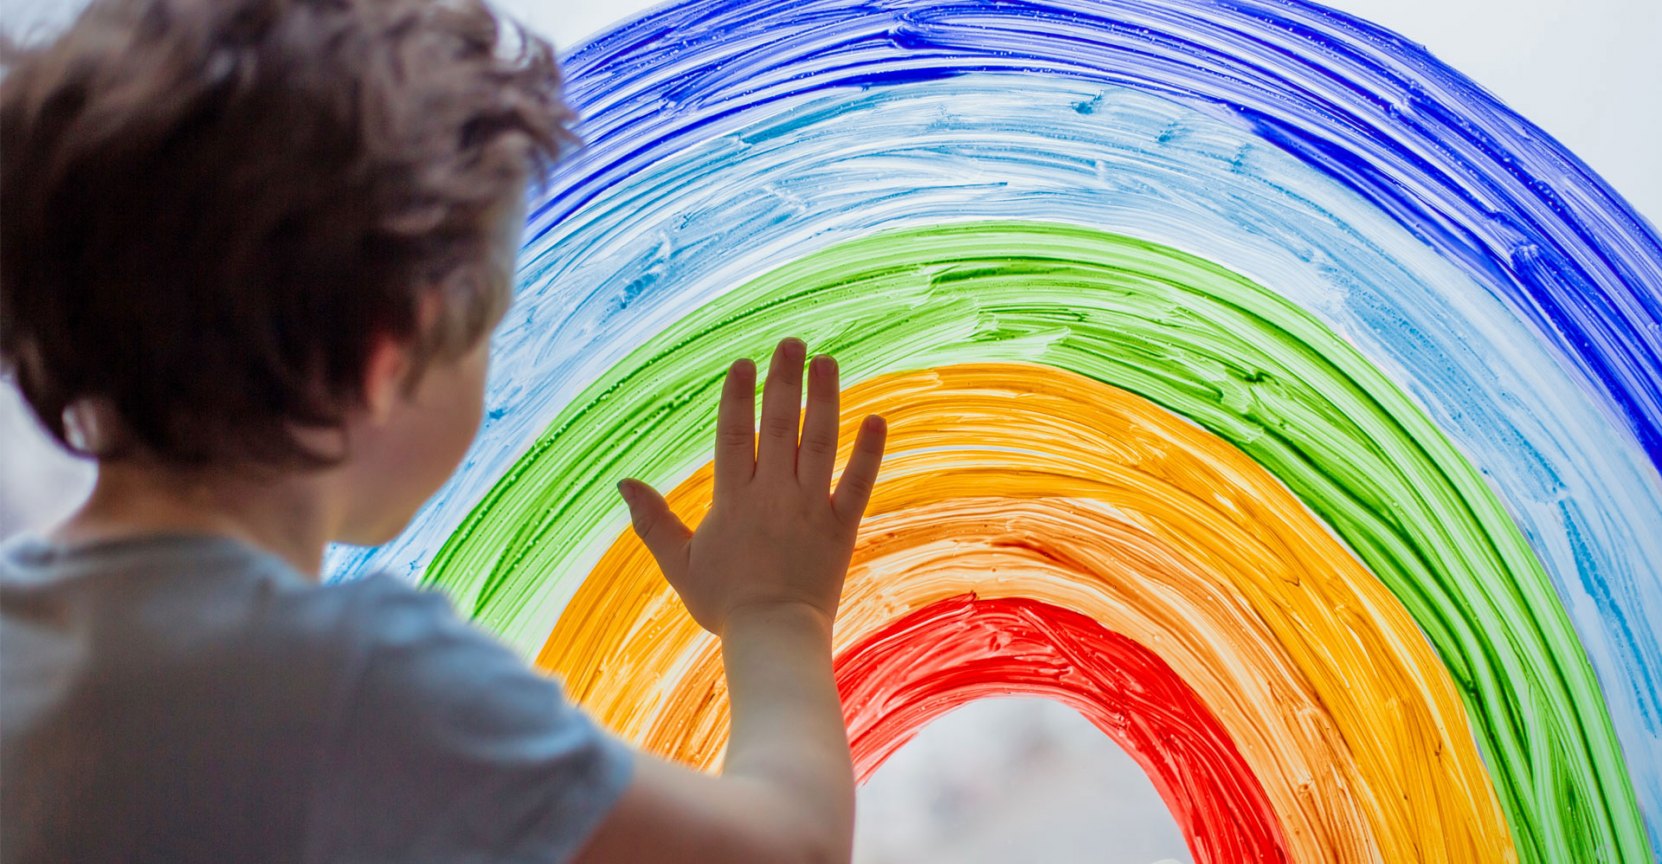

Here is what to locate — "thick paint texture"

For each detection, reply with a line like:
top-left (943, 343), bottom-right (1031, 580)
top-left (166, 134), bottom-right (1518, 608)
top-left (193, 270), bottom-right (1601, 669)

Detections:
top-left (537, 361), bottom-right (1517, 863)
top-left (837, 595), bottom-right (1289, 864)
top-left (322, 1), bottom-right (1662, 861)
top-left (431, 221), bottom-right (1633, 860)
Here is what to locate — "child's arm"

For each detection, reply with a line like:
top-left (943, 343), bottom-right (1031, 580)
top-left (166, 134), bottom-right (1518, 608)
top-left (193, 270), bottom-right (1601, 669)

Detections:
top-left (575, 338), bottom-right (886, 864)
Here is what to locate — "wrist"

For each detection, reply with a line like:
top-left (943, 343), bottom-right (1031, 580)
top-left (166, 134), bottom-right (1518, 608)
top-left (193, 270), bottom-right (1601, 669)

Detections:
top-left (718, 599), bottom-right (836, 642)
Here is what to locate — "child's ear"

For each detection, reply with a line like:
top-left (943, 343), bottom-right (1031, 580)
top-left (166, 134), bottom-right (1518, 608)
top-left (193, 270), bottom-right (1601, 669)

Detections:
top-left (362, 292), bottom-right (446, 422)
top-left (361, 334), bottom-right (412, 424)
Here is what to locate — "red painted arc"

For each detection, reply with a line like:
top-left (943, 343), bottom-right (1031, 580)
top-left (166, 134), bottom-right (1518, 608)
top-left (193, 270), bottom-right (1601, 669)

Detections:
top-left (834, 594), bottom-right (1289, 864)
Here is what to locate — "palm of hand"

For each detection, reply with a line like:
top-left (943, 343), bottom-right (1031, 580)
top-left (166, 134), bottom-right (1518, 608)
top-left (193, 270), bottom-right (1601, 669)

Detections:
top-left (618, 338), bottom-right (887, 636)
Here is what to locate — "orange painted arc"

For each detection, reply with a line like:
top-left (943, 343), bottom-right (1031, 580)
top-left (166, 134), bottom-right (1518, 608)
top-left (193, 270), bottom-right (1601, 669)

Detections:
top-left (536, 361), bottom-right (1518, 864)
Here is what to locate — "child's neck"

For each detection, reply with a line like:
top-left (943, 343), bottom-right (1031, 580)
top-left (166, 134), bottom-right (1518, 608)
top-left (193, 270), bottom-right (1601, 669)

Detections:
top-left (50, 461), bottom-right (336, 579)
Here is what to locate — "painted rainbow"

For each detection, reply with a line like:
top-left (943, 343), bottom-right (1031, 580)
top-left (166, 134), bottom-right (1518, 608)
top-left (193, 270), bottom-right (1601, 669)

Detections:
top-left (329, 1), bottom-right (1662, 861)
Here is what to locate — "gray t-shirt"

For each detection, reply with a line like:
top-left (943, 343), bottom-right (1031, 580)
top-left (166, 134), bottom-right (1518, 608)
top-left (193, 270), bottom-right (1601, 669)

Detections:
top-left (0, 533), bottom-right (633, 863)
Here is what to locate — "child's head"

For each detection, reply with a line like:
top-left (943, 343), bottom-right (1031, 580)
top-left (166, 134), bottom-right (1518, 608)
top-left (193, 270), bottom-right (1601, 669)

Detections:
top-left (1, 0), bottom-right (577, 542)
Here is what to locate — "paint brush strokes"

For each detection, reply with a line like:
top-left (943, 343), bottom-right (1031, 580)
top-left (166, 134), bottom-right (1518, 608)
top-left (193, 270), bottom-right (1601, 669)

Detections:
top-left (540, 0), bottom-right (1662, 464)
top-left (321, 1), bottom-right (1662, 861)
top-left (539, 359), bottom-right (1519, 863)
top-left (839, 595), bottom-right (1290, 863)
top-left (448, 223), bottom-right (1632, 861)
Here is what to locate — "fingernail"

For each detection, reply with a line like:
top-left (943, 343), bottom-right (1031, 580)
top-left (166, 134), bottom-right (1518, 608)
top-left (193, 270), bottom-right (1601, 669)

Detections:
top-left (783, 338), bottom-right (806, 363)
top-left (810, 354), bottom-right (832, 380)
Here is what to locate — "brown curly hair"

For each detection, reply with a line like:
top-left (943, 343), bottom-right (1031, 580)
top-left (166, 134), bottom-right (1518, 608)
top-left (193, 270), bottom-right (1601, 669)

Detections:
top-left (0, 0), bottom-right (578, 467)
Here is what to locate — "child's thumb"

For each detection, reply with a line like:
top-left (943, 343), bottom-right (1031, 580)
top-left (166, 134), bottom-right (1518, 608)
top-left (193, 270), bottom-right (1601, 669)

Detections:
top-left (618, 479), bottom-right (691, 572)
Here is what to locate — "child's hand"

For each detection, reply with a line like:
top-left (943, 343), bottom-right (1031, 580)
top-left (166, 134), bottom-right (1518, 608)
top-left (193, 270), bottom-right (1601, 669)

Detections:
top-left (617, 338), bottom-right (887, 636)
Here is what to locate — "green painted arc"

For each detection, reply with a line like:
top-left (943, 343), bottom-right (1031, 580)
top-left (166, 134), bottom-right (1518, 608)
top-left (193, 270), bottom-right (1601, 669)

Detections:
top-left (423, 221), bottom-right (1647, 862)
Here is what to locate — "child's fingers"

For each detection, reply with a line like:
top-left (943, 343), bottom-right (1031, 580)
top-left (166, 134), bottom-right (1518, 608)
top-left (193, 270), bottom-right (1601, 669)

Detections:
top-left (713, 358), bottom-right (757, 497)
top-left (618, 479), bottom-right (692, 579)
top-left (756, 338), bottom-right (806, 479)
top-left (832, 415), bottom-right (887, 526)
top-left (796, 355), bottom-right (840, 490)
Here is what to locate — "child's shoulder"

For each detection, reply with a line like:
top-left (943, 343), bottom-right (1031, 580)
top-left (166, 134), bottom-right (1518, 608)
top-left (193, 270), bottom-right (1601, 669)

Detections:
top-left (0, 533), bottom-right (465, 712)
top-left (2, 532), bottom-right (632, 862)
top-left (0, 531), bottom-right (535, 722)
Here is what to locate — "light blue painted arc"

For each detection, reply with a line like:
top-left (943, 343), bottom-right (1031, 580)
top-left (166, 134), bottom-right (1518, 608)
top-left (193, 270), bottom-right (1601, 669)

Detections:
top-left (326, 74), bottom-right (1662, 849)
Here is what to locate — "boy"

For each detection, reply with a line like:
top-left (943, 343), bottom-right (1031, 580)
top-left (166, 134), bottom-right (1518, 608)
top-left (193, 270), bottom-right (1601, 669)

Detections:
top-left (0, 0), bottom-right (888, 862)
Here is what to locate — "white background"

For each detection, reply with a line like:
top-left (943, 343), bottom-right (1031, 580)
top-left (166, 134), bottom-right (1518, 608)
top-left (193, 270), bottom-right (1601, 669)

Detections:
top-left (2, 1), bottom-right (1657, 861)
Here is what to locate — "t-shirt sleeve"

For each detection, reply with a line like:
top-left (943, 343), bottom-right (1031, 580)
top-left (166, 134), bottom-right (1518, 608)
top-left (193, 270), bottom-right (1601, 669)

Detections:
top-left (305, 577), bottom-right (634, 864)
